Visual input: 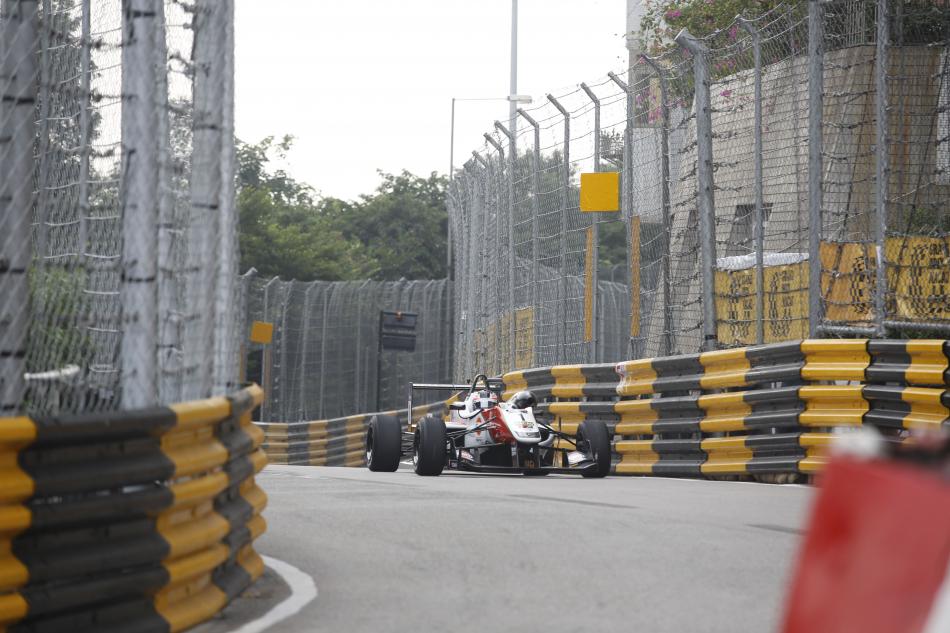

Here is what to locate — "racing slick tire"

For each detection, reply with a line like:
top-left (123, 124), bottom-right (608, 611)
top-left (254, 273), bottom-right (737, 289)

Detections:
top-left (577, 419), bottom-right (611, 478)
top-left (413, 414), bottom-right (446, 476)
top-left (366, 414), bottom-right (402, 472)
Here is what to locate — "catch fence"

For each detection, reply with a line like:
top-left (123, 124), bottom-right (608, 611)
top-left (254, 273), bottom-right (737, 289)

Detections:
top-left (447, 0), bottom-right (950, 379)
top-left (0, 0), bottom-right (240, 416)
top-left (242, 274), bottom-right (453, 422)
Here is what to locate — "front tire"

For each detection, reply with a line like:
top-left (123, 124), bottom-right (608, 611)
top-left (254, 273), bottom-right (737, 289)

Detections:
top-left (413, 415), bottom-right (446, 476)
top-left (577, 420), bottom-right (611, 478)
top-left (366, 414), bottom-right (402, 472)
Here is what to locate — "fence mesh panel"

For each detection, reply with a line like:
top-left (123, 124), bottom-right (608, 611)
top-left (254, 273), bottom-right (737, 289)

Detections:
top-left (1, 0), bottom-right (238, 415)
top-left (242, 276), bottom-right (452, 422)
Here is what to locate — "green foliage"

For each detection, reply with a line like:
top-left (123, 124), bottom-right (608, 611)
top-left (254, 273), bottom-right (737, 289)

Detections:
top-left (237, 137), bottom-right (448, 282)
top-left (639, 0), bottom-right (785, 53)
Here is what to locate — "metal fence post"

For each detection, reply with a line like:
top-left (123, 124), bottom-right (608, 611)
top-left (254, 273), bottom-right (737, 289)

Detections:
top-left (874, 0), bottom-right (889, 336)
top-left (188, 0), bottom-right (224, 399)
top-left (155, 0), bottom-right (179, 404)
top-left (0, 0), bottom-right (38, 413)
top-left (640, 56), bottom-right (674, 356)
top-left (807, 0), bottom-right (824, 337)
top-left (259, 275), bottom-right (278, 420)
top-left (319, 283), bottom-right (333, 419)
top-left (299, 283), bottom-right (314, 420)
top-left (494, 120), bottom-right (517, 372)
top-left (471, 151), bottom-right (491, 371)
top-left (675, 29), bottom-right (719, 352)
top-left (483, 134), bottom-right (505, 373)
top-left (607, 70), bottom-right (639, 358)
top-left (580, 82), bottom-right (600, 363)
top-left (214, 0), bottom-right (238, 393)
top-left (738, 19), bottom-right (766, 345)
top-left (517, 107), bottom-right (541, 363)
top-left (120, 0), bottom-right (161, 407)
top-left (547, 94), bottom-right (570, 363)
top-left (78, 0), bottom-right (91, 261)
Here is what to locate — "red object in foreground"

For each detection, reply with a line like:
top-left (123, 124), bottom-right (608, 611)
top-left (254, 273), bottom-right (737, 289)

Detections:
top-left (782, 457), bottom-right (950, 633)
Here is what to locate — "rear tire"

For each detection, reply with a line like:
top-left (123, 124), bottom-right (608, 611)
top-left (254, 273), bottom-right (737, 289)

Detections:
top-left (577, 420), bottom-right (611, 478)
top-left (366, 414), bottom-right (402, 472)
top-left (413, 415), bottom-right (446, 476)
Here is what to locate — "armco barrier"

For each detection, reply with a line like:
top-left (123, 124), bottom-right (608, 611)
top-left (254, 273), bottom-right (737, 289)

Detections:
top-left (260, 340), bottom-right (949, 479)
top-left (0, 385), bottom-right (267, 633)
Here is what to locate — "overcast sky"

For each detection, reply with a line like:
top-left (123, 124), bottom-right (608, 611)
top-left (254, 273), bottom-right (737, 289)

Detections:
top-left (234, 1), bottom-right (629, 201)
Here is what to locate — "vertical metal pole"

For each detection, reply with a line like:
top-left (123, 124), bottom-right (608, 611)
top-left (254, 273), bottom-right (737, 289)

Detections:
top-left (608, 70), bottom-right (639, 358)
top-left (675, 29), bottom-right (718, 352)
top-left (807, 0), bottom-right (824, 337)
top-left (494, 121), bottom-right (517, 371)
top-left (188, 0), bottom-right (223, 399)
top-left (120, 0), bottom-right (161, 407)
top-left (155, 0), bottom-right (178, 404)
top-left (36, 0), bottom-right (50, 264)
top-left (640, 56), bottom-right (674, 355)
top-left (449, 97), bottom-right (456, 179)
top-left (0, 0), bottom-right (38, 413)
top-left (319, 284), bottom-right (332, 419)
top-left (259, 276), bottom-right (277, 420)
top-left (547, 94), bottom-right (570, 363)
top-left (517, 107), bottom-right (541, 366)
top-left (276, 281), bottom-right (291, 421)
top-left (299, 283), bottom-right (314, 420)
top-left (509, 0), bottom-right (518, 136)
top-left (472, 151), bottom-right (491, 371)
top-left (78, 0), bottom-right (91, 259)
top-left (482, 135), bottom-right (504, 373)
top-left (580, 83), bottom-right (600, 363)
top-left (739, 20), bottom-right (765, 345)
top-left (214, 0), bottom-right (237, 393)
top-left (874, 0), bottom-right (889, 337)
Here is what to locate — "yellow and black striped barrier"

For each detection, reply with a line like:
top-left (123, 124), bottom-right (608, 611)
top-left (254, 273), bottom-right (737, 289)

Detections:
top-left (260, 400), bottom-right (447, 466)
top-left (0, 385), bottom-right (267, 633)
top-left (261, 339), bottom-right (949, 481)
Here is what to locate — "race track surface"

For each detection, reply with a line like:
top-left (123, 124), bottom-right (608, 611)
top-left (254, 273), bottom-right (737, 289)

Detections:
top-left (254, 465), bottom-right (813, 633)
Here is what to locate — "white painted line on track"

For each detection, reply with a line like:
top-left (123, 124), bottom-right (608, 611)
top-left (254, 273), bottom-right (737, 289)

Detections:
top-left (225, 556), bottom-right (317, 633)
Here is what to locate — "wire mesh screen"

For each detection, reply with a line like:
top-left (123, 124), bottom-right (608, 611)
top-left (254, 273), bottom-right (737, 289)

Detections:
top-left (1, 0), bottom-right (239, 415)
top-left (448, 0), bottom-right (950, 376)
top-left (243, 275), bottom-right (452, 423)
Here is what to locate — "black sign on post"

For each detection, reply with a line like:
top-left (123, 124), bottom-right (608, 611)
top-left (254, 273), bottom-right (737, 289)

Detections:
top-left (379, 310), bottom-right (417, 352)
top-left (377, 311), bottom-right (418, 410)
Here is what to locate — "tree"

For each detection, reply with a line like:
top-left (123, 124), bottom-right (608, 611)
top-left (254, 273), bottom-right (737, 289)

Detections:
top-left (328, 170), bottom-right (448, 281)
top-left (237, 137), bottom-right (376, 281)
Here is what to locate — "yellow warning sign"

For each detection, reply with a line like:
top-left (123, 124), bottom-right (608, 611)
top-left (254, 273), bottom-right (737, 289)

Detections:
top-left (630, 216), bottom-right (641, 337)
top-left (584, 227), bottom-right (594, 342)
top-left (249, 321), bottom-right (274, 344)
top-left (715, 261), bottom-right (808, 346)
top-left (580, 172), bottom-right (620, 212)
top-left (886, 236), bottom-right (950, 322)
top-left (820, 242), bottom-right (875, 324)
top-left (514, 307), bottom-right (535, 369)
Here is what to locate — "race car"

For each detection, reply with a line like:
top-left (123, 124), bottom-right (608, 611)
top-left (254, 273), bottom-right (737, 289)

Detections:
top-left (365, 374), bottom-right (611, 477)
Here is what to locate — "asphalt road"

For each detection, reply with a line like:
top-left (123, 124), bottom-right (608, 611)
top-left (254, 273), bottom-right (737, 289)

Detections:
top-left (252, 464), bottom-right (814, 633)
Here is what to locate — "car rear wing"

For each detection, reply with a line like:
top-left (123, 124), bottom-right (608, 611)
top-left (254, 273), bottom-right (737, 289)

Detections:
top-left (406, 379), bottom-right (505, 429)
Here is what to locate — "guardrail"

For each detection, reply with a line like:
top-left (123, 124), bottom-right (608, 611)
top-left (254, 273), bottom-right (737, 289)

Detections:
top-left (0, 385), bottom-right (267, 633)
top-left (260, 340), bottom-right (949, 480)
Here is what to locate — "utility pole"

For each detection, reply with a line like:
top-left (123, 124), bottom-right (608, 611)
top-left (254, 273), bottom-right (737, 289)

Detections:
top-left (509, 0), bottom-right (518, 139)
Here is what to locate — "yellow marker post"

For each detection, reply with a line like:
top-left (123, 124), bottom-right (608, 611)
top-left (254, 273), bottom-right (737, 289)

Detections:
top-left (579, 172), bottom-right (620, 212)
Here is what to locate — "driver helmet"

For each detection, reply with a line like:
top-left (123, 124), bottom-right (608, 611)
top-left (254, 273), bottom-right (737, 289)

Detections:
top-left (510, 390), bottom-right (537, 410)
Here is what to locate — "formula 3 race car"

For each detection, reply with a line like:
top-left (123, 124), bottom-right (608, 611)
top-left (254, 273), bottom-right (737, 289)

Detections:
top-left (365, 374), bottom-right (611, 477)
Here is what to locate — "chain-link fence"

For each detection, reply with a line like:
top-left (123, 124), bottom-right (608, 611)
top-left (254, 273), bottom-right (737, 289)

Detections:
top-left (448, 0), bottom-right (950, 377)
top-left (241, 274), bottom-right (452, 422)
top-left (0, 0), bottom-right (239, 415)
